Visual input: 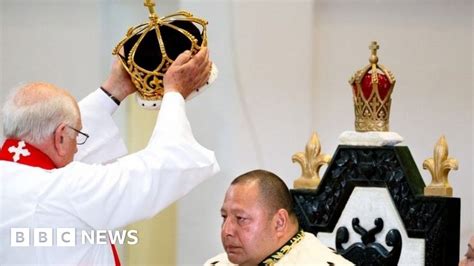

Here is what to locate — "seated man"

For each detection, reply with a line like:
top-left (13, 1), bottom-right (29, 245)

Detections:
top-left (206, 169), bottom-right (353, 265)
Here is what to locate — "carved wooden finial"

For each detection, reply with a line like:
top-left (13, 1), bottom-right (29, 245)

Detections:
top-left (292, 132), bottom-right (331, 189)
top-left (423, 135), bottom-right (458, 197)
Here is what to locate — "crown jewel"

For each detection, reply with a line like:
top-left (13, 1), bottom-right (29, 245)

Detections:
top-left (349, 41), bottom-right (396, 132)
top-left (113, 0), bottom-right (208, 108)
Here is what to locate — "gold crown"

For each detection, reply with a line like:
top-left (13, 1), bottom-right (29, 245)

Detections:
top-left (349, 41), bottom-right (396, 132)
top-left (113, 0), bottom-right (208, 107)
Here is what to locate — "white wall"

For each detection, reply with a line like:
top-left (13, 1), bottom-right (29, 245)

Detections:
top-left (1, 1), bottom-right (102, 100)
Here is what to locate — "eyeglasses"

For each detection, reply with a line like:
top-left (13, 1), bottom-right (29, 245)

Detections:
top-left (67, 125), bottom-right (89, 145)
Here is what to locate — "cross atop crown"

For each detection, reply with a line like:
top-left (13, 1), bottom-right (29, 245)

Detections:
top-left (369, 41), bottom-right (379, 64)
top-left (144, 0), bottom-right (158, 21)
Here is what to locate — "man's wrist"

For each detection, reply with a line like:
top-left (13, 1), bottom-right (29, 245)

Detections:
top-left (100, 86), bottom-right (121, 106)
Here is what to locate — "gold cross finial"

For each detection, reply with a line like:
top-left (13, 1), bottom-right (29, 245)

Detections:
top-left (144, 0), bottom-right (158, 21)
top-left (369, 41), bottom-right (379, 64)
top-left (369, 41), bottom-right (379, 54)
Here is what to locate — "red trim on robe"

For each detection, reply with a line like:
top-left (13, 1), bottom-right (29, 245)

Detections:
top-left (0, 139), bottom-right (56, 169)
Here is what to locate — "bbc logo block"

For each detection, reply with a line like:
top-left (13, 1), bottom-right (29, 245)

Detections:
top-left (57, 228), bottom-right (76, 247)
top-left (11, 228), bottom-right (29, 247)
top-left (11, 228), bottom-right (76, 247)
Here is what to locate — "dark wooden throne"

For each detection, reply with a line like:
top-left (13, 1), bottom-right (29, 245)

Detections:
top-left (290, 144), bottom-right (460, 266)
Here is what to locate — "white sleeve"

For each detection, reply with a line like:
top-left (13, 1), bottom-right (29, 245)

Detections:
top-left (74, 89), bottom-right (127, 164)
top-left (64, 92), bottom-right (220, 229)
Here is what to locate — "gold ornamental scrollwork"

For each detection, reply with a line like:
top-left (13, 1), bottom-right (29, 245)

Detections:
top-left (423, 135), bottom-right (458, 197)
top-left (292, 133), bottom-right (331, 189)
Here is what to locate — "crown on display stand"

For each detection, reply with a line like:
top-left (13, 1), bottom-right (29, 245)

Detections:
top-left (339, 42), bottom-right (402, 146)
top-left (349, 41), bottom-right (396, 132)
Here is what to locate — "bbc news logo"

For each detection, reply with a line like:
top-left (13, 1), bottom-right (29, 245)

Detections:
top-left (11, 228), bottom-right (139, 247)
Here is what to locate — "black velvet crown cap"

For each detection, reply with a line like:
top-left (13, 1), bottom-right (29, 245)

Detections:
top-left (122, 20), bottom-right (203, 72)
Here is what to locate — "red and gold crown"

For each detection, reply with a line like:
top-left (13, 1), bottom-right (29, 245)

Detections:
top-left (349, 41), bottom-right (396, 132)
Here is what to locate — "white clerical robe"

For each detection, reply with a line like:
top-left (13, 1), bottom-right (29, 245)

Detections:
top-left (205, 232), bottom-right (354, 266)
top-left (0, 89), bottom-right (219, 265)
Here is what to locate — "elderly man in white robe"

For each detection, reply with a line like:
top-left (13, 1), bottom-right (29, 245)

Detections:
top-left (0, 48), bottom-right (219, 265)
top-left (206, 170), bottom-right (352, 266)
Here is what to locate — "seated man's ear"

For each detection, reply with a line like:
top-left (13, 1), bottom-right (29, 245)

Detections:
top-left (274, 209), bottom-right (290, 234)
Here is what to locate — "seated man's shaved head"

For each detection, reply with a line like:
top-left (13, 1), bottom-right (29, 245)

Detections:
top-left (230, 169), bottom-right (297, 222)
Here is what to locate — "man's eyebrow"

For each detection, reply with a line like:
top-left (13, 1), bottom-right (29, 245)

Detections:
top-left (220, 207), bottom-right (246, 214)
